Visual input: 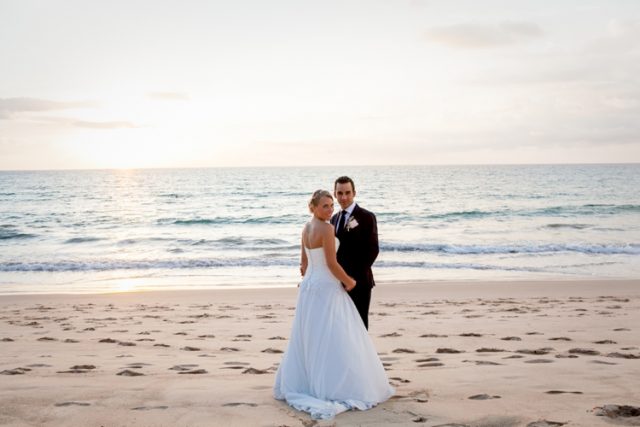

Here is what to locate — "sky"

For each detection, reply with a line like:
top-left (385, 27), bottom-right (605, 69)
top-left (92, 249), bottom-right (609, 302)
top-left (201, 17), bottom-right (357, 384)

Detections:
top-left (1, 0), bottom-right (639, 170)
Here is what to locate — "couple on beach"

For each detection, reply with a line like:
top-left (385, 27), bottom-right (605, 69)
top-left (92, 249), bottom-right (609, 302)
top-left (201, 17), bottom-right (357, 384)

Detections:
top-left (273, 176), bottom-right (394, 420)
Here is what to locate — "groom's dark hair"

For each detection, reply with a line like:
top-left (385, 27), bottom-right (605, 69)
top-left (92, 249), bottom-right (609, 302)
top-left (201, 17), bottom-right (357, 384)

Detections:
top-left (334, 176), bottom-right (355, 192)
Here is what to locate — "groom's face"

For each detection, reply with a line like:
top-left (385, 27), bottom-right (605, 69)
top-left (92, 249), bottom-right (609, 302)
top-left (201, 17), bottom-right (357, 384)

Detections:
top-left (334, 182), bottom-right (355, 210)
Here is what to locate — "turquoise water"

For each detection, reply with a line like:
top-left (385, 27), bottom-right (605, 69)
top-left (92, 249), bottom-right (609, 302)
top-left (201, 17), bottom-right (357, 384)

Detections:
top-left (1, 164), bottom-right (639, 294)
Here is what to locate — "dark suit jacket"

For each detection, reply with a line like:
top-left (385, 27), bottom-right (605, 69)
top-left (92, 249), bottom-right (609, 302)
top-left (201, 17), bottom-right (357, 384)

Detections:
top-left (331, 204), bottom-right (379, 288)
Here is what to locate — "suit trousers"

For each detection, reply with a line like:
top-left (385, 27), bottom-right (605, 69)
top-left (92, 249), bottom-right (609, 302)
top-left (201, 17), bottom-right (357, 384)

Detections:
top-left (347, 282), bottom-right (372, 330)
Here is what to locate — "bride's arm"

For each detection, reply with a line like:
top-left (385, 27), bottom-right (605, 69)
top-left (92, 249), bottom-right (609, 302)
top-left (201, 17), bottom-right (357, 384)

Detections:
top-left (322, 225), bottom-right (356, 291)
top-left (300, 230), bottom-right (308, 277)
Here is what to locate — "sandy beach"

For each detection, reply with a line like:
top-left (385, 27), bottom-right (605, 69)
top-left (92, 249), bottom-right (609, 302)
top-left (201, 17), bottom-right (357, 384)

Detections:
top-left (1, 280), bottom-right (639, 427)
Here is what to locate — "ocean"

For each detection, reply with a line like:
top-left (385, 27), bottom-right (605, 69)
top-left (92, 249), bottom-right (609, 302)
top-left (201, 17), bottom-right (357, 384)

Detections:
top-left (1, 164), bottom-right (639, 294)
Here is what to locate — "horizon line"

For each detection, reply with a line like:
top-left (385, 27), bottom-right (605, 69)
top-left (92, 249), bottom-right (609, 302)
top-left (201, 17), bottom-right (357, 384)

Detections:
top-left (1, 161), bottom-right (639, 173)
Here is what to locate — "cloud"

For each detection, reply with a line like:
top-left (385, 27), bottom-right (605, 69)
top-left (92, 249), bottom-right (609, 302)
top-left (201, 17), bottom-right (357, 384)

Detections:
top-left (425, 21), bottom-right (543, 49)
top-left (0, 97), bottom-right (96, 119)
top-left (0, 98), bottom-right (137, 129)
top-left (71, 120), bottom-right (137, 129)
top-left (146, 92), bottom-right (190, 101)
top-left (29, 116), bottom-right (139, 129)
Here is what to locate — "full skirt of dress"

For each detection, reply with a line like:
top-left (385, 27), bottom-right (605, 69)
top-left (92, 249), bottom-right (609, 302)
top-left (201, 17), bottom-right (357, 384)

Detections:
top-left (273, 247), bottom-right (394, 420)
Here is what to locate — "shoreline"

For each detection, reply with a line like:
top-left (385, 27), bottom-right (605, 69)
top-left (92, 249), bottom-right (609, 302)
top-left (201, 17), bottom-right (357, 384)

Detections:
top-left (1, 277), bottom-right (638, 299)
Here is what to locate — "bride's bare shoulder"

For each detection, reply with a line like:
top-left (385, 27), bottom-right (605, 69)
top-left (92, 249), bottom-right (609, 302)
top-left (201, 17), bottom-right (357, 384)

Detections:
top-left (320, 221), bottom-right (334, 235)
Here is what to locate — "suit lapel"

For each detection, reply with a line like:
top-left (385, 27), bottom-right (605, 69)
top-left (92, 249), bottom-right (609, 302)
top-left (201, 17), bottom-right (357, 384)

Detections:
top-left (338, 204), bottom-right (359, 237)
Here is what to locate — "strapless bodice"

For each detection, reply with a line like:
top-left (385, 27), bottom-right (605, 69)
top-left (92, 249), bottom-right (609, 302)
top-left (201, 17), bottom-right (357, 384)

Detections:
top-left (301, 238), bottom-right (341, 291)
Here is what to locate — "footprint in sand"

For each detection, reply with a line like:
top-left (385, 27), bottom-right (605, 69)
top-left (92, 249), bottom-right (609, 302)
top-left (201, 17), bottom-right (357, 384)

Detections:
top-left (517, 348), bottom-right (554, 355)
top-left (269, 336), bottom-right (287, 340)
top-left (178, 369), bottom-right (207, 374)
top-left (54, 402), bottom-right (91, 407)
top-left (546, 390), bottom-right (583, 394)
top-left (593, 340), bottom-right (616, 344)
top-left (408, 390), bottom-right (430, 403)
top-left (132, 406), bottom-right (168, 410)
top-left (468, 394), bottom-right (501, 400)
top-left (392, 348), bottom-right (416, 354)
top-left (524, 359), bottom-right (554, 364)
top-left (117, 369), bottom-right (145, 376)
top-left (220, 347), bottom-right (240, 352)
top-left (607, 352), bottom-right (640, 359)
top-left (380, 332), bottom-right (402, 338)
top-left (169, 364), bottom-right (199, 371)
top-left (501, 336), bottom-right (522, 341)
top-left (526, 421), bottom-right (567, 427)
top-left (125, 363), bottom-right (152, 369)
top-left (154, 343), bottom-right (171, 348)
top-left (420, 333), bottom-right (448, 338)
top-left (549, 337), bottom-right (572, 341)
top-left (1, 367), bottom-right (31, 375)
top-left (222, 402), bottom-right (258, 407)
top-left (242, 367), bottom-right (270, 374)
top-left (261, 348), bottom-right (283, 354)
top-left (181, 346), bottom-right (201, 351)
top-left (389, 376), bottom-right (411, 384)
top-left (463, 360), bottom-right (502, 366)
top-left (460, 333), bottom-right (483, 337)
top-left (57, 365), bottom-right (96, 373)
top-left (70, 365), bottom-right (96, 370)
top-left (476, 348), bottom-right (507, 353)
top-left (594, 404), bottom-right (640, 418)
top-left (415, 358), bottom-right (439, 363)
top-left (436, 348), bottom-right (464, 354)
top-left (568, 348), bottom-right (600, 356)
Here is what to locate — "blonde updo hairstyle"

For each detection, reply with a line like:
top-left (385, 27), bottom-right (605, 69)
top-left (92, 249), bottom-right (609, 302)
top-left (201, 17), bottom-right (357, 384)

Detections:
top-left (308, 189), bottom-right (332, 213)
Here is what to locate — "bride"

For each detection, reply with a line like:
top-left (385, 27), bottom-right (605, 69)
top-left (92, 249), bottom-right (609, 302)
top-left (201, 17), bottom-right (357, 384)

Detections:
top-left (273, 190), bottom-right (394, 420)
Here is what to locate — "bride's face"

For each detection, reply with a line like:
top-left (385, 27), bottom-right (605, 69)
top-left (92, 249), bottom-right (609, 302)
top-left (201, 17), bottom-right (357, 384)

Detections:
top-left (313, 196), bottom-right (334, 221)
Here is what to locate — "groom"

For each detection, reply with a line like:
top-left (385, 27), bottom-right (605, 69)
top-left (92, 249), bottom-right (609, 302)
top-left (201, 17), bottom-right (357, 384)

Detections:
top-left (331, 176), bottom-right (379, 330)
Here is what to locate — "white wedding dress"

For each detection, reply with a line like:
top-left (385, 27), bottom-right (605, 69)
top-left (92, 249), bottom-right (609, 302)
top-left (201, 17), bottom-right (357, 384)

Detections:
top-left (273, 239), bottom-right (394, 420)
